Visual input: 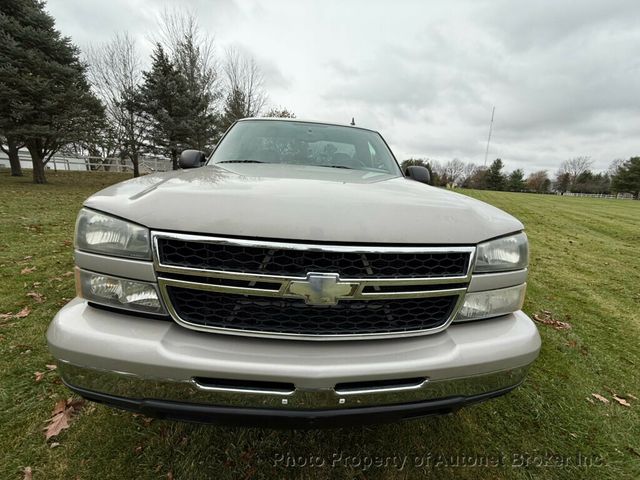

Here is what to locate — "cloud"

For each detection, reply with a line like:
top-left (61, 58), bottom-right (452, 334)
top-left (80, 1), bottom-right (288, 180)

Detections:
top-left (46, 0), bottom-right (640, 174)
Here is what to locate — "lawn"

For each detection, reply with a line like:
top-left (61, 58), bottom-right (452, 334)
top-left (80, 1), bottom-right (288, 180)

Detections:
top-left (1, 170), bottom-right (639, 479)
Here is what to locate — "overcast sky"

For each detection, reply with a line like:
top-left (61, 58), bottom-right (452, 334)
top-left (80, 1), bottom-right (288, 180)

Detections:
top-left (47, 0), bottom-right (640, 174)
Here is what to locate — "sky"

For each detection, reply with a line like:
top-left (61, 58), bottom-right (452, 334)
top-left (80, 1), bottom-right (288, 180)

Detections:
top-left (46, 0), bottom-right (640, 174)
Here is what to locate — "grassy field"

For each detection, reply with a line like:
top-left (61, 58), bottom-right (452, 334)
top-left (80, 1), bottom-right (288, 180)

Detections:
top-left (1, 170), bottom-right (639, 479)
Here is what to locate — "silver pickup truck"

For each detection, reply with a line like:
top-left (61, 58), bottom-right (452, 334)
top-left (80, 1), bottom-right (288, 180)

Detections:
top-left (47, 118), bottom-right (540, 427)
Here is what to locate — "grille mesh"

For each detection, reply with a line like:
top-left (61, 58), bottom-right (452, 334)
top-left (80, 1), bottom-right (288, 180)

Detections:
top-left (166, 286), bottom-right (457, 335)
top-left (157, 239), bottom-right (469, 278)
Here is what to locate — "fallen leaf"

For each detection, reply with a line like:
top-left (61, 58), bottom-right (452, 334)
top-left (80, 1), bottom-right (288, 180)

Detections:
top-left (34, 371), bottom-right (45, 382)
top-left (62, 271), bottom-right (74, 277)
top-left (23, 255), bottom-right (33, 261)
top-left (63, 240), bottom-right (72, 247)
top-left (591, 393), bottom-right (609, 404)
top-left (44, 398), bottom-right (85, 440)
top-left (628, 393), bottom-right (638, 401)
top-left (167, 471), bottom-right (174, 480)
top-left (533, 312), bottom-right (572, 330)
top-left (45, 364), bottom-right (57, 371)
top-left (50, 442), bottom-right (60, 449)
top-left (0, 312), bottom-right (12, 320)
top-left (14, 306), bottom-right (32, 319)
top-left (613, 395), bottom-right (631, 407)
top-left (21, 266), bottom-right (36, 275)
top-left (26, 292), bottom-right (45, 303)
top-left (22, 467), bottom-right (32, 480)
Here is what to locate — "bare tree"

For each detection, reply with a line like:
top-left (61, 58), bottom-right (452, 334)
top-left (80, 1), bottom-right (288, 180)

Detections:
top-left (223, 47), bottom-right (267, 118)
top-left (558, 156), bottom-right (593, 186)
top-left (86, 33), bottom-right (145, 176)
top-left (608, 158), bottom-right (625, 177)
top-left (460, 162), bottom-right (478, 187)
top-left (442, 158), bottom-right (465, 185)
top-left (263, 107), bottom-right (296, 118)
top-left (526, 170), bottom-right (551, 193)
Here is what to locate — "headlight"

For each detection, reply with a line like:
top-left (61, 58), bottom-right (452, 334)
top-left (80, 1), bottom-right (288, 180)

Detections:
top-left (454, 284), bottom-right (526, 322)
top-left (75, 208), bottom-right (150, 259)
top-left (77, 269), bottom-right (166, 315)
top-left (474, 232), bottom-right (528, 273)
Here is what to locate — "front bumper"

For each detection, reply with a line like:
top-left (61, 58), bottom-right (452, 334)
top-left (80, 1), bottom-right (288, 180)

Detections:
top-left (47, 299), bottom-right (541, 426)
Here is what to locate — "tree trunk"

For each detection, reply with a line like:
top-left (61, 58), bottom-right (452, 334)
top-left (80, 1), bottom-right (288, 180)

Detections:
top-left (171, 149), bottom-right (179, 170)
top-left (6, 138), bottom-right (23, 176)
top-left (26, 141), bottom-right (47, 184)
top-left (131, 152), bottom-right (140, 177)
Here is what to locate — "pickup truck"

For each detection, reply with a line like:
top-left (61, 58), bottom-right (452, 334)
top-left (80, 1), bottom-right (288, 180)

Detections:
top-left (47, 118), bottom-right (541, 427)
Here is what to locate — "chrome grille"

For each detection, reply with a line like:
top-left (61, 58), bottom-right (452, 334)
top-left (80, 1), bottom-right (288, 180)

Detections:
top-left (166, 286), bottom-right (458, 335)
top-left (157, 237), bottom-right (469, 278)
top-left (153, 232), bottom-right (475, 340)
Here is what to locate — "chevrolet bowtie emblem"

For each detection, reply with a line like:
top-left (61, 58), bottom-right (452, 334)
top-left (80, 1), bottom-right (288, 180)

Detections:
top-left (287, 273), bottom-right (358, 305)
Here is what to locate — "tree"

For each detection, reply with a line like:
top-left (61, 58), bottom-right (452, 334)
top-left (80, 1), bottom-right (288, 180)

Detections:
top-left (572, 170), bottom-right (611, 194)
top-left (486, 158), bottom-right (506, 191)
top-left (138, 44), bottom-right (191, 170)
top-left (156, 9), bottom-right (221, 151)
top-left (506, 169), bottom-right (526, 191)
top-left (554, 171), bottom-right (571, 194)
top-left (459, 162), bottom-right (478, 188)
top-left (611, 157), bottom-right (640, 199)
top-left (0, 0), bottom-right (104, 183)
top-left (86, 33), bottom-right (145, 176)
top-left (0, 135), bottom-right (24, 176)
top-left (440, 158), bottom-right (465, 186)
top-left (558, 156), bottom-right (593, 191)
top-left (219, 47), bottom-right (267, 133)
top-left (467, 167), bottom-right (489, 189)
top-left (263, 107), bottom-right (296, 118)
top-left (526, 170), bottom-right (550, 193)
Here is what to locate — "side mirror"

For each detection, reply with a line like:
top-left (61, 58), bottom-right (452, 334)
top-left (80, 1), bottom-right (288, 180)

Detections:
top-left (179, 149), bottom-right (206, 169)
top-left (405, 166), bottom-right (431, 184)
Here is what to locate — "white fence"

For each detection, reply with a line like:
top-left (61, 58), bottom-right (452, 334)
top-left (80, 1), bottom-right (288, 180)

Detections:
top-left (559, 191), bottom-right (635, 200)
top-left (0, 150), bottom-right (172, 174)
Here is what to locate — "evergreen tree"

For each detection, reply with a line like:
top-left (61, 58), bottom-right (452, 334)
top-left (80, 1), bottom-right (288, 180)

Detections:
top-left (0, 0), bottom-right (104, 183)
top-left (506, 169), bottom-right (526, 191)
top-left (612, 157), bottom-right (640, 199)
top-left (486, 158), bottom-right (506, 191)
top-left (219, 88), bottom-right (248, 134)
top-left (138, 44), bottom-right (191, 169)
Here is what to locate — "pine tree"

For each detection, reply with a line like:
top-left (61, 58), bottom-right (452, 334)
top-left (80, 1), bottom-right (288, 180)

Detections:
top-left (138, 44), bottom-right (192, 170)
top-left (612, 157), bottom-right (640, 199)
top-left (0, 0), bottom-right (104, 183)
top-left (486, 159), bottom-right (506, 191)
top-left (507, 169), bottom-right (526, 191)
top-left (219, 88), bottom-right (248, 134)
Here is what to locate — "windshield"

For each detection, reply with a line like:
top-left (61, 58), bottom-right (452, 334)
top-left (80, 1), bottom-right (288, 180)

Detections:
top-left (209, 120), bottom-right (401, 175)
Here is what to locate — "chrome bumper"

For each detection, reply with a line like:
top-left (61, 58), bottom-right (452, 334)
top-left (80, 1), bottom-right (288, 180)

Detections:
top-left (58, 361), bottom-right (530, 410)
top-left (48, 299), bottom-right (540, 413)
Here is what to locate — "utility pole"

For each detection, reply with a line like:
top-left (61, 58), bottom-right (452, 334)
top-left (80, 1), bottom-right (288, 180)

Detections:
top-left (484, 106), bottom-right (495, 167)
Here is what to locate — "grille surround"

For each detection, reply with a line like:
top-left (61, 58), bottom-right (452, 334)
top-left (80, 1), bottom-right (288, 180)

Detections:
top-left (152, 232), bottom-right (475, 340)
top-left (157, 237), bottom-right (470, 278)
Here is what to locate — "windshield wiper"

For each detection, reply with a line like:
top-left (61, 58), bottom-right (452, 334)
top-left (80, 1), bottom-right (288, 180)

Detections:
top-left (313, 164), bottom-right (353, 169)
top-left (217, 160), bottom-right (265, 164)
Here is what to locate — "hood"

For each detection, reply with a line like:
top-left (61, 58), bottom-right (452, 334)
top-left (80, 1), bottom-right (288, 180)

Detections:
top-left (84, 164), bottom-right (523, 244)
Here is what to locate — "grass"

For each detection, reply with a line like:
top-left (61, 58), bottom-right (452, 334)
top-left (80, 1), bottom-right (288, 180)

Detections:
top-left (0, 170), bottom-right (639, 479)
